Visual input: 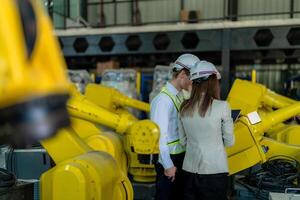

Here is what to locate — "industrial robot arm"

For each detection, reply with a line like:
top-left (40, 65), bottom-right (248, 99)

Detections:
top-left (68, 87), bottom-right (160, 160)
top-left (227, 79), bottom-right (300, 145)
top-left (227, 98), bottom-right (300, 175)
top-left (85, 83), bottom-right (150, 112)
top-left (0, 0), bottom-right (70, 144)
top-left (68, 85), bottom-right (159, 182)
top-left (84, 84), bottom-right (160, 161)
top-left (227, 79), bottom-right (298, 115)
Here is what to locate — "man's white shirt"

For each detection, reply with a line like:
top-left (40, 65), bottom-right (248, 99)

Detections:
top-left (150, 82), bottom-right (184, 169)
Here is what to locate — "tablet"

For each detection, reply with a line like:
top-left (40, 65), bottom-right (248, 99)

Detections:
top-left (232, 109), bottom-right (241, 122)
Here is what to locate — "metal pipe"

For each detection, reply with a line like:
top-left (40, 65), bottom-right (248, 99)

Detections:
top-left (116, 95), bottom-right (150, 112)
top-left (263, 90), bottom-right (297, 109)
top-left (256, 102), bottom-right (300, 133)
top-left (67, 95), bottom-right (122, 130)
top-left (290, 0), bottom-right (294, 19)
top-left (251, 69), bottom-right (257, 83)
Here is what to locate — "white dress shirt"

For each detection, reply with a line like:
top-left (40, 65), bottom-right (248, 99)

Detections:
top-left (179, 100), bottom-right (234, 174)
top-left (150, 82), bottom-right (185, 169)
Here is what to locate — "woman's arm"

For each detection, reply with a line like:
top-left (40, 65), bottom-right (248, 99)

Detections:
top-left (222, 102), bottom-right (235, 147)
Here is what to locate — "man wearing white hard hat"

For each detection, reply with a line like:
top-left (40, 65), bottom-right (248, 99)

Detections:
top-left (151, 54), bottom-right (200, 200)
top-left (179, 60), bottom-right (234, 200)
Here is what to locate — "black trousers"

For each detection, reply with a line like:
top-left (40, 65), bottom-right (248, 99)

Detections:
top-left (154, 153), bottom-right (185, 200)
top-left (183, 170), bottom-right (228, 200)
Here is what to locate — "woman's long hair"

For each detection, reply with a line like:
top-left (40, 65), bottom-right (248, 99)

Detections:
top-left (180, 74), bottom-right (220, 117)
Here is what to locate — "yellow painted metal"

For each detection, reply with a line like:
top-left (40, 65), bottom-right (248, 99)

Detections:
top-left (227, 79), bottom-right (297, 115)
top-left (68, 88), bottom-right (130, 132)
top-left (71, 117), bottom-right (128, 174)
top-left (226, 117), bottom-right (266, 175)
top-left (69, 86), bottom-right (159, 182)
top-left (227, 79), bottom-right (300, 145)
top-left (260, 137), bottom-right (300, 164)
top-left (40, 106), bottom-right (134, 200)
top-left (251, 69), bottom-right (257, 83)
top-left (227, 102), bottom-right (300, 174)
top-left (254, 103), bottom-right (300, 135)
top-left (125, 119), bottom-right (159, 182)
top-left (85, 83), bottom-right (150, 112)
top-left (40, 150), bottom-right (133, 200)
top-left (83, 83), bottom-right (159, 182)
top-left (41, 128), bottom-right (91, 164)
top-left (0, 0), bottom-right (70, 108)
top-left (136, 71), bottom-right (141, 96)
top-left (0, 1), bottom-right (133, 199)
top-left (41, 131), bottom-right (124, 199)
top-left (41, 129), bottom-right (133, 200)
top-left (227, 79), bottom-right (266, 115)
top-left (226, 78), bottom-right (300, 174)
top-left (263, 90), bottom-right (297, 109)
top-left (267, 124), bottom-right (300, 145)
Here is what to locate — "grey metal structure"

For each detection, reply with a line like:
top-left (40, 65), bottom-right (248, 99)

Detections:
top-left (48, 0), bottom-right (300, 29)
top-left (58, 19), bottom-right (300, 97)
top-left (58, 20), bottom-right (300, 55)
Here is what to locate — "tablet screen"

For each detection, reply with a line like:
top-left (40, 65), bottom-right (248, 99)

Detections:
top-left (232, 109), bottom-right (241, 122)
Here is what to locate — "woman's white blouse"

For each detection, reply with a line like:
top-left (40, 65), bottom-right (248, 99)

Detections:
top-left (179, 100), bottom-right (234, 174)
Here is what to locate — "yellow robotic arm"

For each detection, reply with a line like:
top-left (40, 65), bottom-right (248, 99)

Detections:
top-left (83, 84), bottom-right (160, 160)
top-left (263, 89), bottom-right (297, 109)
top-left (226, 79), bottom-right (300, 175)
top-left (69, 87), bottom-right (159, 151)
top-left (83, 84), bottom-right (160, 182)
top-left (0, 0), bottom-right (70, 142)
top-left (68, 87), bottom-right (160, 182)
top-left (227, 102), bottom-right (300, 174)
top-left (227, 79), bottom-right (300, 145)
top-left (85, 83), bottom-right (150, 112)
top-left (227, 79), bottom-right (297, 115)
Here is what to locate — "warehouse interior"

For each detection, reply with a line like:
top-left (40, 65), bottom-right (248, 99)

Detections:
top-left (1, 0), bottom-right (300, 199)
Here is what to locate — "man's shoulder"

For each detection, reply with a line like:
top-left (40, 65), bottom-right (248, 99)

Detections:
top-left (151, 92), bottom-right (173, 106)
top-left (152, 92), bottom-right (173, 101)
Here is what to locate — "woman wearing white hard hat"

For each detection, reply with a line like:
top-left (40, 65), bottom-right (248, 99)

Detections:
top-left (151, 54), bottom-right (200, 200)
top-left (178, 60), bottom-right (234, 200)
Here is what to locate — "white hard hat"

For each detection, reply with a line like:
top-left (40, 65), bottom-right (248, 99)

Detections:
top-left (190, 60), bottom-right (221, 81)
top-left (172, 54), bottom-right (200, 71)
